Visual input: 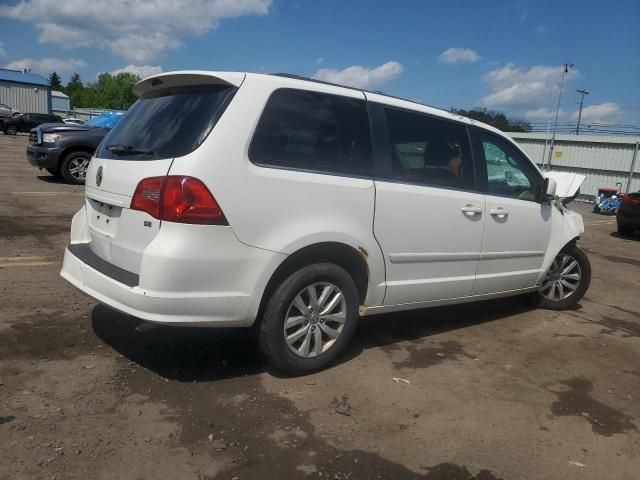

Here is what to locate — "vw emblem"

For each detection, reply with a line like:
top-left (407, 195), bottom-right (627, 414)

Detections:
top-left (96, 166), bottom-right (103, 187)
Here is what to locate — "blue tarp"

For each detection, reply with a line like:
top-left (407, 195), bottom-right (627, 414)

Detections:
top-left (86, 110), bottom-right (126, 128)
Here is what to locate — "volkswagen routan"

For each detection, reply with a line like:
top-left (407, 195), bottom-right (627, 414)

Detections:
top-left (61, 71), bottom-right (591, 374)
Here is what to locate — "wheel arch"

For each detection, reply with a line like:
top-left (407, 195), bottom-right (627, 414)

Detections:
top-left (256, 242), bottom-right (370, 322)
top-left (59, 145), bottom-right (95, 166)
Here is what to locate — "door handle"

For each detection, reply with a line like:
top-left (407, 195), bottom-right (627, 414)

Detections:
top-left (460, 205), bottom-right (482, 215)
top-left (490, 208), bottom-right (509, 218)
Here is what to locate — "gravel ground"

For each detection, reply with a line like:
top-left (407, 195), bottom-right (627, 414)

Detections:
top-left (1, 132), bottom-right (639, 480)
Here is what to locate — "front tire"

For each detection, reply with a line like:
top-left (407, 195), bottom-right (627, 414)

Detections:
top-left (60, 151), bottom-right (91, 184)
top-left (5, 125), bottom-right (17, 135)
top-left (529, 243), bottom-right (591, 310)
top-left (258, 263), bottom-right (359, 375)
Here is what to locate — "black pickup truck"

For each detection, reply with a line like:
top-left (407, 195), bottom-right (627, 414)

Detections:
top-left (26, 112), bottom-right (124, 184)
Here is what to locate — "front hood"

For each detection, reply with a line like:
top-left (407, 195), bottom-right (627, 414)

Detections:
top-left (36, 122), bottom-right (92, 133)
top-left (545, 171), bottom-right (586, 199)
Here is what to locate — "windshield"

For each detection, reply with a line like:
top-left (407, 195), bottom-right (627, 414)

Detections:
top-left (95, 85), bottom-right (236, 160)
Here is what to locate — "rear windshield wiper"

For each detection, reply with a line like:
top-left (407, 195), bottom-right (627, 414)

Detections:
top-left (106, 144), bottom-right (154, 156)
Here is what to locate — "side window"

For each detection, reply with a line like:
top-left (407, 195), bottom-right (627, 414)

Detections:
top-left (383, 108), bottom-right (474, 189)
top-left (479, 134), bottom-right (542, 201)
top-left (250, 89), bottom-right (372, 176)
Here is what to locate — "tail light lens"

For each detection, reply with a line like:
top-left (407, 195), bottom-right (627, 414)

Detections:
top-left (622, 194), bottom-right (640, 206)
top-left (131, 176), bottom-right (228, 225)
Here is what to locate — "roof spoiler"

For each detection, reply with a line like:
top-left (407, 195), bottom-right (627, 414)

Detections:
top-left (133, 71), bottom-right (245, 98)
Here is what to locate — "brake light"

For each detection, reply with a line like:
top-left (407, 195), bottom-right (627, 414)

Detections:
top-left (131, 176), bottom-right (228, 225)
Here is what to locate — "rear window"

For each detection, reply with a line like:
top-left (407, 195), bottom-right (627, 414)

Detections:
top-left (249, 88), bottom-right (372, 176)
top-left (96, 85), bottom-right (236, 160)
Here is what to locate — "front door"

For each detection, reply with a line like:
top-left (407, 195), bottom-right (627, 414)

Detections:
top-left (372, 106), bottom-right (485, 305)
top-left (471, 131), bottom-right (552, 295)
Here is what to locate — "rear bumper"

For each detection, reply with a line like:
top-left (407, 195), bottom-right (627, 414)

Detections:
top-left (61, 247), bottom-right (260, 326)
top-left (27, 144), bottom-right (63, 169)
top-left (61, 207), bottom-right (286, 327)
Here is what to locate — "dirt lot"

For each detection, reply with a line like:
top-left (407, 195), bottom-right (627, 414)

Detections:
top-left (0, 132), bottom-right (639, 480)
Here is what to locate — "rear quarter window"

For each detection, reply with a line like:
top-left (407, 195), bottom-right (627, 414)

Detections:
top-left (249, 88), bottom-right (372, 176)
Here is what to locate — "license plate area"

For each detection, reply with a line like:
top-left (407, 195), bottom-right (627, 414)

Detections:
top-left (87, 198), bottom-right (122, 236)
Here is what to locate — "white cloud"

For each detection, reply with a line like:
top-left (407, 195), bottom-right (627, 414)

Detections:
top-left (571, 102), bottom-right (623, 124)
top-left (110, 64), bottom-right (163, 79)
top-left (481, 63), bottom-right (579, 108)
top-left (110, 34), bottom-right (181, 64)
top-left (315, 57), bottom-right (324, 65)
top-left (524, 107), bottom-right (567, 121)
top-left (536, 24), bottom-right (549, 34)
top-left (0, 0), bottom-right (272, 63)
top-left (439, 47), bottom-right (481, 64)
top-left (312, 61), bottom-right (404, 89)
top-left (5, 57), bottom-right (87, 74)
top-left (0, 42), bottom-right (6, 59)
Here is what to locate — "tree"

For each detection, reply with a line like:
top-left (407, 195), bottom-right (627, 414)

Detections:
top-left (62, 72), bottom-right (141, 110)
top-left (66, 73), bottom-right (85, 108)
top-left (450, 108), bottom-right (531, 132)
top-left (48, 72), bottom-right (62, 91)
top-left (94, 72), bottom-right (139, 109)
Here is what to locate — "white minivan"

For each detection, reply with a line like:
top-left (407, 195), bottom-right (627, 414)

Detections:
top-left (61, 71), bottom-right (590, 374)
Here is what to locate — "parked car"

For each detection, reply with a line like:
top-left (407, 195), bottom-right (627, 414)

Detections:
top-left (2, 113), bottom-right (63, 135)
top-left (27, 111), bottom-right (125, 184)
top-left (0, 102), bottom-right (20, 118)
top-left (63, 118), bottom-right (87, 125)
top-left (617, 191), bottom-right (640, 235)
top-left (60, 71), bottom-right (591, 375)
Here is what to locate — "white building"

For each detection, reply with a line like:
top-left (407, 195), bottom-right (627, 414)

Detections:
top-left (0, 68), bottom-right (51, 114)
top-left (51, 90), bottom-right (70, 111)
top-left (509, 132), bottom-right (640, 197)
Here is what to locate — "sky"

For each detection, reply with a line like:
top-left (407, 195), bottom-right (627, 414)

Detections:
top-left (1, 0), bottom-right (639, 127)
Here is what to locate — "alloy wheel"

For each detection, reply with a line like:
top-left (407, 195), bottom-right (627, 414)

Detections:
top-left (539, 253), bottom-right (582, 301)
top-left (283, 282), bottom-right (347, 358)
top-left (69, 157), bottom-right (89, 180)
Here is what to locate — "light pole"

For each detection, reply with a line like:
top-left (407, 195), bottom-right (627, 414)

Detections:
top-left (544, 62), bottom-right (573, 171)
top-left (575, 89), bottom-right (589, 135)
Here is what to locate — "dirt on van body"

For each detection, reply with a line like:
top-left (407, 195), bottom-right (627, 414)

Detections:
top-left (1, 133), bottom-right (639, 480)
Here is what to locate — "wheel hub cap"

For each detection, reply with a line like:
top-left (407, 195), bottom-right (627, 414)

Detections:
top-left (283, 282), bottom-right (347, 358)
top-left (539, 253), bottom-right (582, 301)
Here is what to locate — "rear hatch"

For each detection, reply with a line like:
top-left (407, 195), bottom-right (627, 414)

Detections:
top-left (83, 72), bottom-right (244, 274)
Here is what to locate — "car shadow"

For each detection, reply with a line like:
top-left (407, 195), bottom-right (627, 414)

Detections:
top-left (610, 231), bottom-right (640, 241)
top-left (92, 296), bottom-right (536, 382)
top-left (36, 175), bottom-right (66, 184)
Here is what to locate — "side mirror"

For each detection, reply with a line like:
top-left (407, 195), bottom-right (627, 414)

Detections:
top-left (539, 177), bottom-right (557, 202)
top-left (545, 177), bottom-right (557, 197)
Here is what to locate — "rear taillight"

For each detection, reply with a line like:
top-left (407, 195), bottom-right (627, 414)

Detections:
top-left (131, 176), bottom-right (228, 225)
top-left (622, 194), bottom-right (640, 206)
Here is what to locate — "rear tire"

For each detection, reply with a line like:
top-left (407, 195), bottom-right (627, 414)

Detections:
top-left (5, 125), bottom-right (17, 135)
top-left (258, 263), bottom-right (359, 375)
top-left (60, 151), bottom-right (91, 185)
top-left (529, 243), bottom-right (591, 310)
top-left (617, 223), bottom-right (631, 236)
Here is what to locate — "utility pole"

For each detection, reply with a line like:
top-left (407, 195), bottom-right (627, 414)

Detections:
top-left (575, 89), bottom-right (589, 135)
top-left (544, 62), bottom-right (573, 171)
